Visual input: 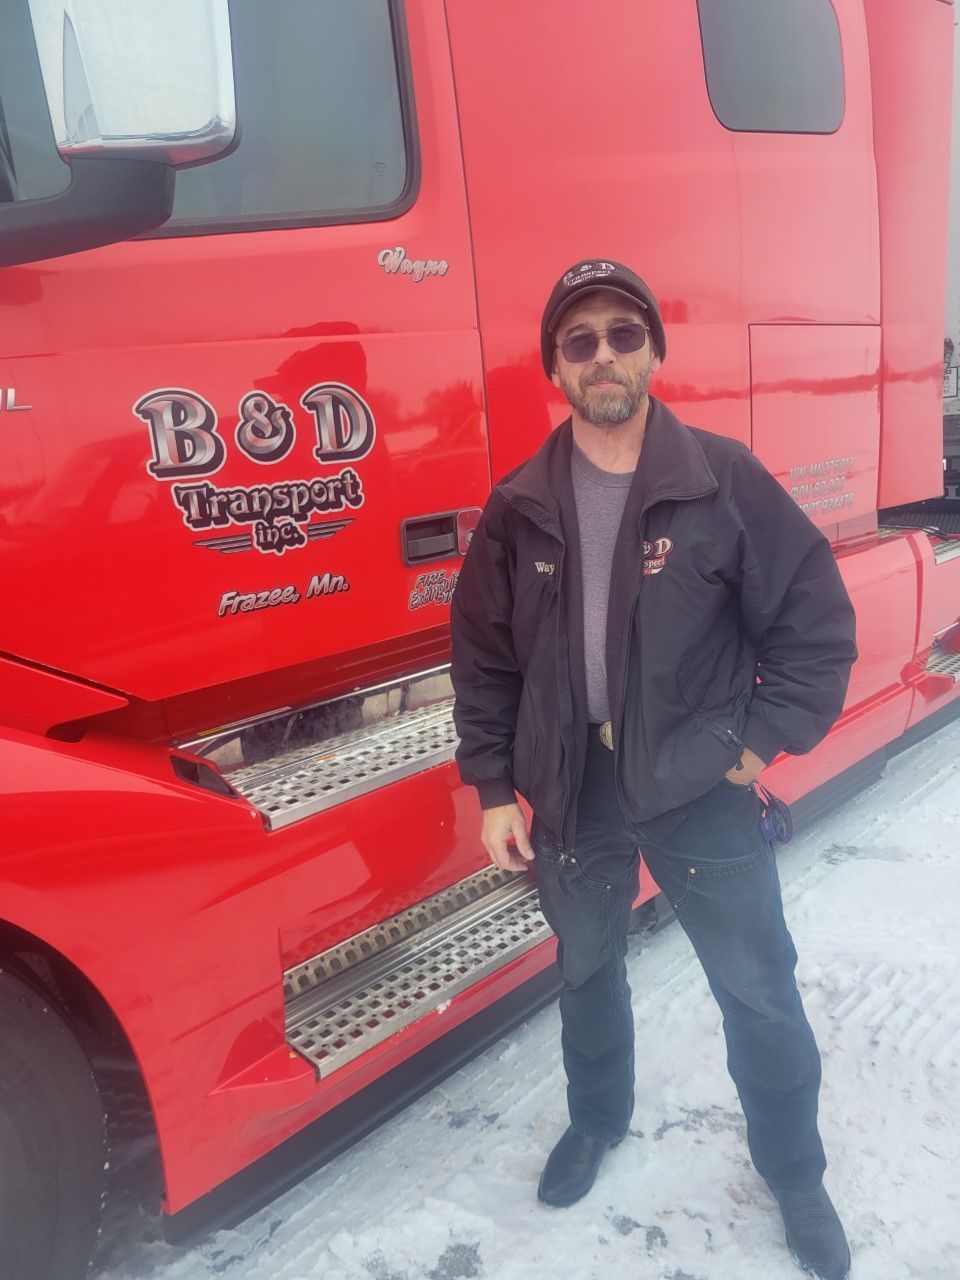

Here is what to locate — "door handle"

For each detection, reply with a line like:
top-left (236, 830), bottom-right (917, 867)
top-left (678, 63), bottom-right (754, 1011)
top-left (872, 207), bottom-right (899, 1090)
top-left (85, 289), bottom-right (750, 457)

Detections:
top-left (401, 507), bottom-right (481, 566)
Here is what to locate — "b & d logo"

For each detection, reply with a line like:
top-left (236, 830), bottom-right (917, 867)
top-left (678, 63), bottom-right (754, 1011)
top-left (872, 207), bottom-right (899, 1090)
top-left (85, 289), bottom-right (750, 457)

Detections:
top-left (642, 536), bottom-right (674, 575)
top-left (137, 382), bottom-right (375, 556)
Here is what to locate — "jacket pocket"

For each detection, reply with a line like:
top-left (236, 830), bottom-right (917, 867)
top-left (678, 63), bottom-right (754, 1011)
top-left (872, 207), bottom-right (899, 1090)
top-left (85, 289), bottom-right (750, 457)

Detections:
top-left (677, 646), bottom-right (723, 710)
top-left (511, 682), bottom-right (539, 797)
top-left (677, 632), bottom-right (753, 719)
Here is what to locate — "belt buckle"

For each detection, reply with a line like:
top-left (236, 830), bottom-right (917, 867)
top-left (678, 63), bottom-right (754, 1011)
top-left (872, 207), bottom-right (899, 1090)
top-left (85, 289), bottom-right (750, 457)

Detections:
top-left (599, 720), bottom-right (614, 750)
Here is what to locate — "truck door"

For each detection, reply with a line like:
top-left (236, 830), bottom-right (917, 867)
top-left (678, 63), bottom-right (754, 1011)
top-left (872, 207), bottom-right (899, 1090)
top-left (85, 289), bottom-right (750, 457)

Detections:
top-left (0, 0), bottom-right (485, 709)
top-left (697, 0), bottom-right (882, 543)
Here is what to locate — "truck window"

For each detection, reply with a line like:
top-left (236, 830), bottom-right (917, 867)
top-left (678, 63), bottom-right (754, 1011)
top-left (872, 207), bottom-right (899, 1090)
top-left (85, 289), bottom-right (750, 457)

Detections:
top-left (0, 0), bottom-right (70, 205)
top-left (697, 0), bottom-right (844, 135)
top-left (165, 0), bottom-right (412, 234)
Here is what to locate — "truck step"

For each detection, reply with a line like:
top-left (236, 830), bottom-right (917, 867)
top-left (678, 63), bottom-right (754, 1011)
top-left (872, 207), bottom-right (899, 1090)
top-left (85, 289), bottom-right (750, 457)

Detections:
top-left (926, 641), bottom-right (960, 682)
top-left (283, 865), bottom-right (551, 1078)
top-left (881, 504), bottom-right (960, 536)
top-left (182, 668), bottom-right (458, 830)
top-left (880, 505), bottom-right (960, 562)
top-left (229, 700), bottom-right (457, 829)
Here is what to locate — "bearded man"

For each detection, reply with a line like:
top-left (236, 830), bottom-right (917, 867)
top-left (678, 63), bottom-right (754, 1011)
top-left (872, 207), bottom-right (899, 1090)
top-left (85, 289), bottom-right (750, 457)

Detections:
top-left (450, 259), bottom-right (857, 1280)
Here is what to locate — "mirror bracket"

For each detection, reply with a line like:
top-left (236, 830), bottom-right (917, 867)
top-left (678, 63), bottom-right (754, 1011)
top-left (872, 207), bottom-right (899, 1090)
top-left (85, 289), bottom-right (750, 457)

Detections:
top-left (0, 155), bottom-right (174, 267)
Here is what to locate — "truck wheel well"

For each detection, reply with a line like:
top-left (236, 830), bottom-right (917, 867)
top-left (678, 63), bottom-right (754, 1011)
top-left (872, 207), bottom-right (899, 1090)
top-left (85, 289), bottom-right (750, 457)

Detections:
top-left (0, 920), bottom-right (164, 1210)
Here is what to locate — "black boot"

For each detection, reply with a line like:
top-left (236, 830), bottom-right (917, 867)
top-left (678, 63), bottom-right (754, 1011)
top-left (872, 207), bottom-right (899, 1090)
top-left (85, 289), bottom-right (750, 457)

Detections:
top-left (537, 1127), bottom-right (619, 1207)
top-left (775, 1184), bottom-right (851, 1279)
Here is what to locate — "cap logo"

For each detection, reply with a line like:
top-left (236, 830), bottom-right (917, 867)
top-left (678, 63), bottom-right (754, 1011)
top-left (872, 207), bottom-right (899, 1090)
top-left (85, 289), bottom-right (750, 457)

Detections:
top-left (562, 260), bottom-right (617, 288)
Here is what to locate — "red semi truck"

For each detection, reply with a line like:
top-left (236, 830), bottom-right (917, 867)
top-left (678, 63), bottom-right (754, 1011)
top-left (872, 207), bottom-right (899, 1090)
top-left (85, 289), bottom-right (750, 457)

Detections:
top-left (2, 1), bottom-right (960, 1276)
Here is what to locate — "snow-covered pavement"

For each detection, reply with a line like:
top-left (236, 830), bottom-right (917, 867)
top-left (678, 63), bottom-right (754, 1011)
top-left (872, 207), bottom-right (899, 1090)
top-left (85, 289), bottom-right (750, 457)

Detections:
top-left (93, 717), bottom-right (960, 1280)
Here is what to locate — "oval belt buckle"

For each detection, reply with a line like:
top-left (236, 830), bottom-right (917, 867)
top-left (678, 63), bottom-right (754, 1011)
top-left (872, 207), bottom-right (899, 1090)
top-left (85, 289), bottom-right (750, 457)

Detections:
top-left (599, 720), bottom-right (614, 750)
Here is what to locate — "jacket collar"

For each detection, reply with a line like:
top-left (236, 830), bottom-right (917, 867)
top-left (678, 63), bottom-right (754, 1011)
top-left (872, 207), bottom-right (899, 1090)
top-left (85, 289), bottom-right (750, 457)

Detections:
top-left (497, 396), bottom-right (719, 534)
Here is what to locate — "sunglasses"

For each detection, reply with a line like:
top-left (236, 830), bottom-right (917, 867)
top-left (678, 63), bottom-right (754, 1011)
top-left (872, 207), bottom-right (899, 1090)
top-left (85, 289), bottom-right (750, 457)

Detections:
top-left (557, 322), bottom-right (651, 364)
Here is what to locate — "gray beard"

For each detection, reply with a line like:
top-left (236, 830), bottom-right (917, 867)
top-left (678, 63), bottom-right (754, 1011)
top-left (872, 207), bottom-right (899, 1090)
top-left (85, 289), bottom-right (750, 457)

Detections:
top-left (574, 386), bottom-right (645, 426)
top-left (562, 370), bottom-right (650, 426)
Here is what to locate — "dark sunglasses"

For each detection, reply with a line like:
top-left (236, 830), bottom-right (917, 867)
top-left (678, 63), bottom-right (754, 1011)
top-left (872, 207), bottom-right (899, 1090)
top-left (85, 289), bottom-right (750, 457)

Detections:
top-left (557, 322), bottom-right (650, 364)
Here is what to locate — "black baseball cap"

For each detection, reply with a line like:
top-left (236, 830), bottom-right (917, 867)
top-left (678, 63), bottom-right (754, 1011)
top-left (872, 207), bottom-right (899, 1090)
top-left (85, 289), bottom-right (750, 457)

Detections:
top-left (540, 258), bottom-right (666, 375)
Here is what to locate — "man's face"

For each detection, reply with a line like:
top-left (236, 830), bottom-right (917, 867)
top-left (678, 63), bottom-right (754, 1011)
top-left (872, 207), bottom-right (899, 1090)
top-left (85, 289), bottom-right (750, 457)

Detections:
top-left (551, 289), bottom-right (661, 427)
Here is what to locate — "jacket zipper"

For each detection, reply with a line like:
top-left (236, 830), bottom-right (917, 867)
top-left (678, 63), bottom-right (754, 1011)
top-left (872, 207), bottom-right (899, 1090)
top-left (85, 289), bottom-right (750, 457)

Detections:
top-left (611, 551), bottom-right (646, 815)
top-left (498, 493), bottom-right (577, 858)
top-left (553, 542), bottom-right (576, 858)
top-left (611, 490), bottom-right (717, 812)
top-left (704, 720), bottom-right (744, 751)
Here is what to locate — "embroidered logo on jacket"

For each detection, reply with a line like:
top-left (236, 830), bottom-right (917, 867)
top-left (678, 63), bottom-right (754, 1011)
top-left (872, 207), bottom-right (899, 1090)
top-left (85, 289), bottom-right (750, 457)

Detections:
top-left (642, 537), bottom-right (674, 575)
top-left (534, 561), bottom-right (555, 575)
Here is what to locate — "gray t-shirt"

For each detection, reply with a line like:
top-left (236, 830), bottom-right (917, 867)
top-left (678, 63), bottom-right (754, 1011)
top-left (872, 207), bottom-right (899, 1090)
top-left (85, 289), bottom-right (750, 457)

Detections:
top-left (570, 441), bottom-right (634, 723)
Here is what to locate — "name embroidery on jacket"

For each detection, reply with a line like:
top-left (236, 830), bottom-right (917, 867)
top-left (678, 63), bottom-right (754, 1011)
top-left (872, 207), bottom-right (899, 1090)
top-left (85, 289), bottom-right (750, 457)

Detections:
top-left (534, 561), bottom-right (555, 575)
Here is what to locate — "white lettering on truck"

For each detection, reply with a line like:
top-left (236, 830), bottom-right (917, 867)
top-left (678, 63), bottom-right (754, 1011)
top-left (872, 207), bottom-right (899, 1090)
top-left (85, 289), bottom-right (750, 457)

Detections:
top-left (377, 246), bottom-right (449, 281)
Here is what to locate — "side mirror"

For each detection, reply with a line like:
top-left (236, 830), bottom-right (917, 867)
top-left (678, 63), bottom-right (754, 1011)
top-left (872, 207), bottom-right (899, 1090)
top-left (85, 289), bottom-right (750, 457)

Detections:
top-left (0, 0), bottom-right (236, 267)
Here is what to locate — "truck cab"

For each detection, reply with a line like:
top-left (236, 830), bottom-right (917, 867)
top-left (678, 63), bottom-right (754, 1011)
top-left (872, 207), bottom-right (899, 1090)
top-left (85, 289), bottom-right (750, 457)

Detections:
top-left (1, 2), bottom-right (958, 1277)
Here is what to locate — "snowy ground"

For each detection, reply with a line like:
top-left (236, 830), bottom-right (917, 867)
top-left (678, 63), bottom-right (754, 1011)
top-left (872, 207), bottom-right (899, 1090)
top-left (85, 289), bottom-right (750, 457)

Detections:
top-left (93, 718), bottom-right (960, 1280)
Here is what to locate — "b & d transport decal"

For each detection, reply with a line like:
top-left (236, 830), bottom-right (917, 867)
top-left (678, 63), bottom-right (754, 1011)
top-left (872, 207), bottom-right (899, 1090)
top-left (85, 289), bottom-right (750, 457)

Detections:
top-left (136, 382), bottom-right (375, 557)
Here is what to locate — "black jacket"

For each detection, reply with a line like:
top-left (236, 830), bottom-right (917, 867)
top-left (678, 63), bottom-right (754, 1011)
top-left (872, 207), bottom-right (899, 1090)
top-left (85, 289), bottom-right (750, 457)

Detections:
top-left (451, 397), bottom-right (858, 850)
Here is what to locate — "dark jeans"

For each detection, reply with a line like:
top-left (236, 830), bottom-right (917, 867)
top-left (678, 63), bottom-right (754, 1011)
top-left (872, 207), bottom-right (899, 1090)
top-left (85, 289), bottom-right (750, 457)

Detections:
top-left (532, 729), bottom-right (826, 1194)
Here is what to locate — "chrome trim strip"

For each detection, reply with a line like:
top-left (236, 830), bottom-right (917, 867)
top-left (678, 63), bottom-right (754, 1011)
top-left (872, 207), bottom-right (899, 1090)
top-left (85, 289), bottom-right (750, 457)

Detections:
top-left (178, 663), bottom-right (452, 756)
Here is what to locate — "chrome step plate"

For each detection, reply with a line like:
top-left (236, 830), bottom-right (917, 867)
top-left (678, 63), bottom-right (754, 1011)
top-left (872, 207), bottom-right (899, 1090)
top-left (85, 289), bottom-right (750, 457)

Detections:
top-left (877, 524), bottom-right (960, 564)
top-left (179, 667), bottom-right (457, 830)
top-left (284, 866), bottom-right (552, 1078)
top-left (932, 538), bottom-right (960, 565)
top-left (228, 699), bottom-right (457, 829)
top-left (926, 642), bottom-right (960, 682)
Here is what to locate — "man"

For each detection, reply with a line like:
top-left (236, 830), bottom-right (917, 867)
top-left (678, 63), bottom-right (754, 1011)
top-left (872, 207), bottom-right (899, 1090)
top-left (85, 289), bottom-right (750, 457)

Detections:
top-left (450, 259), bottom-right (857, 1280)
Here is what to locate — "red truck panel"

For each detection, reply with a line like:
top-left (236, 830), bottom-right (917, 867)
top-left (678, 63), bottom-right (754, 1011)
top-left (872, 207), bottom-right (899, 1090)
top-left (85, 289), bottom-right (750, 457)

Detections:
top-left (0, 719), bottom-right (505, 1211)
top-left (0, 1), bottom-right (485, 712)
top-left (446, 0), bottom-right (879, 482)
top-left (750, 325), bottom-right (881, 537)
top-left (865, 0), bottom-right (955, 508)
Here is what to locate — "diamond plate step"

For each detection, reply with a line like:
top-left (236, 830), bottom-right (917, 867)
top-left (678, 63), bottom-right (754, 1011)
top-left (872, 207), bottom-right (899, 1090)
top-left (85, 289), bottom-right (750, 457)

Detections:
top-left (284, 865), bottom-right (552, 1078)
top-left (926, 641), bottom-right (960, 682)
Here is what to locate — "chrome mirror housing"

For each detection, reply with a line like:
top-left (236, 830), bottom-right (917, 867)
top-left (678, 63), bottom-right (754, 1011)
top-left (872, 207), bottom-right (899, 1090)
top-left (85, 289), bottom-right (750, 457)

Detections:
top-left (0, 0), bottom-right (237, 265)
top-left (29, 0), bottom-right (236, 167)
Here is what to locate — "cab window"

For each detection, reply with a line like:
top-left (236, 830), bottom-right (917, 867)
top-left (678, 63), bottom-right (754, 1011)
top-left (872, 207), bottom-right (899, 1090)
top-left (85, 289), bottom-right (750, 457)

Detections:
top-left (697, 0), bottom-right (844, 134)
top-left (166, 0), bottom-right (413, 233)
top-left (0, 0), bottom-right (70, 205)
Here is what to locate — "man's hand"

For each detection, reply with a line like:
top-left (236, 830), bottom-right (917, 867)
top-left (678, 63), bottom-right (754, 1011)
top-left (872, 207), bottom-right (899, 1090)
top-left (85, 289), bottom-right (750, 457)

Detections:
top-left (481, 802), bottom-right (535, 871)
top-left (724, 745), bottom-right (767, 787)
